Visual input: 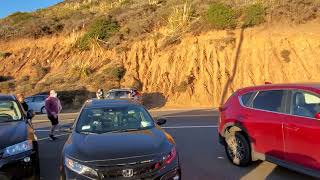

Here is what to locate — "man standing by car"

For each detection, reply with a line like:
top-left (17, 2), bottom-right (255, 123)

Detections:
top-left (17, 93), bottom-right (28, 112)
top-left (45, 90), bottom-right (62, 141)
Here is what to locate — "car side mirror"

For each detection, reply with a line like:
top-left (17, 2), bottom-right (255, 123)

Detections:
top-left (315, 112), bottom-right (320, 120)
top-left (26, 110), bottom-right (35, 120)
top-left (156, 118), bottom-right (167, 126)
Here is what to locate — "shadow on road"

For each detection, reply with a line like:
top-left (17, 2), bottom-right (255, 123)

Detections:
top-left (142, 92), bottom-right (167, 109)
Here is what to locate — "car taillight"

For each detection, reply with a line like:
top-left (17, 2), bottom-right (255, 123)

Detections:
top-left (164, 147), bottom-right (177, 165)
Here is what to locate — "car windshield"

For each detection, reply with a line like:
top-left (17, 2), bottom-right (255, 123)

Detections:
top-left (76, 106), bottom-right (155, 134)
top-left (0, 101), bottom-right (22, 122)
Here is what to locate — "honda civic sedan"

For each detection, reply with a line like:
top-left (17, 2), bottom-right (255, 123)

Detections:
top-left (60, 99), bottom-right (181, 180)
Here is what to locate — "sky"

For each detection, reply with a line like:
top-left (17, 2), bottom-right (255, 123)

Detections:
top-left (0, 0), bottom-right (64, 18)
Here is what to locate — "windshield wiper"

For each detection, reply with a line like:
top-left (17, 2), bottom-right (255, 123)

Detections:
top-left (0, 120), bottom-right (18, 123)
top-left (80, 131), bottom-right (98, 135)
top-left (97, 128), bottom-right (140, 134)
top-left (121, 128), bottom-right (141, 132)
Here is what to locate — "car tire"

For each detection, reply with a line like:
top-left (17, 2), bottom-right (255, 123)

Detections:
top-left (225, 131), bottom-right (251, 166)
top-left (41, 107), bottom-right (46, 114)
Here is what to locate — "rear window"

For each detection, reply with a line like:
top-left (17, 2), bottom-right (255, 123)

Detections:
top-left (252, 90), bottom-right (285, 113)
top-left (240, 92), bottom-right (255, 107)
top-left (107, 91), bottom-right (130, 99)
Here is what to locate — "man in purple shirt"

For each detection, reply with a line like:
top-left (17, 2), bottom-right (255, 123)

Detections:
top-left (45, 90), bottom-right (62, 141)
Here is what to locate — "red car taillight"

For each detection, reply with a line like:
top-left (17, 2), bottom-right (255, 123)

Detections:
top-left (164, 147), bottom-right (177, 165)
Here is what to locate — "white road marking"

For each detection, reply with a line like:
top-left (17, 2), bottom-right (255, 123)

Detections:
top-left (37, 133), bottom-right (70, 141)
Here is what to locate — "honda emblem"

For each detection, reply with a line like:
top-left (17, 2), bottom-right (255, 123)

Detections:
top-left (122, 169), bottom-right (134, 177)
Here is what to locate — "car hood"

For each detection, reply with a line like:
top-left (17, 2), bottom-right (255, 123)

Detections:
top-left (64, 127), bottom-right (173, 164)
top-left (0, 121), bottom-right (28, 150)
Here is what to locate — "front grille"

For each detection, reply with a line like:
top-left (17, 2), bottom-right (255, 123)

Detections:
top-left (98, 160), bottom-right (160, 179)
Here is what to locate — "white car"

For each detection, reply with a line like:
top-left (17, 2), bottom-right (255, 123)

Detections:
top-left (25, 95), bottom-right (48, 114)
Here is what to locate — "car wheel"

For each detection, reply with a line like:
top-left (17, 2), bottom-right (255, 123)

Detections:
top-left (225, 131), bottom-right (251, 166)
top-left (41, 107), bottom-right (46, 114)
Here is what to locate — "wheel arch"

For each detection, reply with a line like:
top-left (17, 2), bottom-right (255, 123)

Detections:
top-left (222, 122), bottom-right (258, 161)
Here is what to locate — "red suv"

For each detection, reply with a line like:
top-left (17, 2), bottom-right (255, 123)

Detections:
top-left (218, 83), bottom-right (320, 178)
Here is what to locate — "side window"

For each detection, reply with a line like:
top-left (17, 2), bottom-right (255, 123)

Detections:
top-left (252, 90), bottom-right (285, 113)
top-left (25, 97), bottom-right (33, 103)
top-left (291, 91), bottom-right (320, 118)
top-left (34, 96), bottom-right (43, 102)
top-left (240, 92), bottom-right (255, 107)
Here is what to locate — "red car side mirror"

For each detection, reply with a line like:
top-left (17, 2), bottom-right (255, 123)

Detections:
top-left (315, 112), bottom-right (320, 120)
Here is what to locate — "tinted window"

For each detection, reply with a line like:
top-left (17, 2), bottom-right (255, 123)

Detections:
top-left (291, 91), bottom-right (320, 118)
top-left (107, 91), bottom-right (130, 99)
top-left (76, 106), bottom-right (155, 134)
top-left (252, 90), bottom-right (285, 112)
top-left (25, 97), bottom-right (33, 103)
top-left (241, 92), bottom-right (255, 107)
top-left (0, 101), bottom-right (22, 122)
top-left (34, 96), bottom-right (45, 102)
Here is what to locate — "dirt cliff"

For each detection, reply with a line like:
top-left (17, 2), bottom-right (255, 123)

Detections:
top-left (1, 21), bottom-right (320, 108)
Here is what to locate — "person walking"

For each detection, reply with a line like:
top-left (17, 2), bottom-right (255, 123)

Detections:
top-left (16, 93), bottom-right (28, 112)
top-left (45, 90), bottom-right (62, 141)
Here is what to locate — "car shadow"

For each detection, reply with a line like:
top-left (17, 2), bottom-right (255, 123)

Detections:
top-left (142, 92), bottom-right (166, 109)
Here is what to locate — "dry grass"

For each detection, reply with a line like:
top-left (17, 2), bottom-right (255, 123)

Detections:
top-left (162, 1), bottom-right (194, 36)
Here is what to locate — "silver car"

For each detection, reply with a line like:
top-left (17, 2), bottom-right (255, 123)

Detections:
top-left (25, 95), bottom-right (48, 114)
top-left (106, 88), bottom-right (143, 104)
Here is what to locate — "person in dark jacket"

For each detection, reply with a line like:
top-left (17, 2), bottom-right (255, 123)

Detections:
top-left (45, 90), bottom-right (62, 141)
top-left (17, 93), bottom-right (28, 112)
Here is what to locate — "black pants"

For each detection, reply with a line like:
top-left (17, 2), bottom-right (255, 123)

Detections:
top-left (48, 115), bottom-right (59, 126)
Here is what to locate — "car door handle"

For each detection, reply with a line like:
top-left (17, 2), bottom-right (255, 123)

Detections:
top-left (284, 123), bottom-right (300, 131)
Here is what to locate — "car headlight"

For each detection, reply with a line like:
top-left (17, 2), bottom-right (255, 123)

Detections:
top-left (65, 157), bottom-right (98, 178)
top-left (3, 140), bottom-right (33, 158)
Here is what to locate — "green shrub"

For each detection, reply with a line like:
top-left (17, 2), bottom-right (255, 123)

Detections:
top-left (103, 66), bottom-right (126, 80)
top-left (75, 34), bottom-right (91, 50)
top-left (7, 12), bottom-right (34, 25)
top-left (72, 61), bottom-right (93, 78)
top-left (76, 17), bottom-right (120, 50)
top-left (0, 76), bottom-right (12, 82)
top-left (242, 4), bottom-right (265, 28)
top-left (0, 52), bottom-right (12, 58)
top-left (207, 3), bottom-right (237, 29)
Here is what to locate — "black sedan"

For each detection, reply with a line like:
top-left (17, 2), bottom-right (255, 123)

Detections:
top-left (0, 94), bottom-right (39, 180)
top-left (60, 99), bottom-right (181, 180)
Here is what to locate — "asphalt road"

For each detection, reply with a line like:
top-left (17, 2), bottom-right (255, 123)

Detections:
top-left (32, 109), bottom-right (316, 180)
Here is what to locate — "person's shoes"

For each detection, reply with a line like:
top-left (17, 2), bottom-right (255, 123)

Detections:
top-left (49, 135), bottom-right (57, 141)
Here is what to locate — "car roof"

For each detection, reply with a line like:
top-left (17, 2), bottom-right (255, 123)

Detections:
top-left (27, 95), bottom-right (48, 97)
top-left (108, 88), bottom-right (137, 92)
top-left (84, 99), bottom-right (138, 109)
top-left (239, 83), bottom-right (320, 93)
top-left (0, 94), bottom-right (16, 101)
